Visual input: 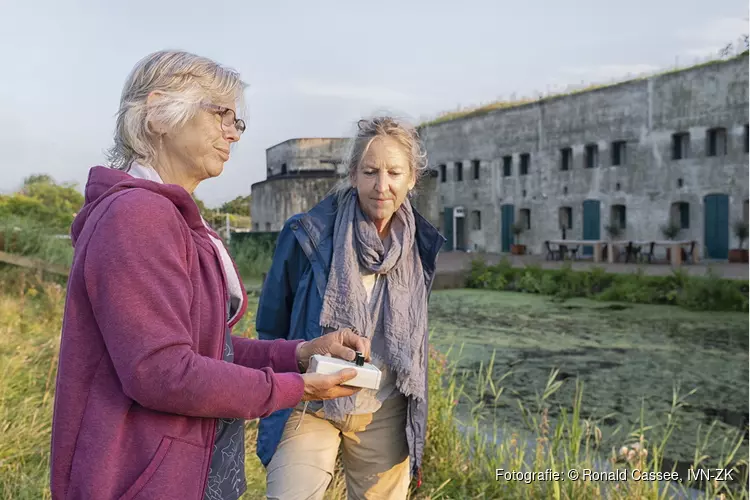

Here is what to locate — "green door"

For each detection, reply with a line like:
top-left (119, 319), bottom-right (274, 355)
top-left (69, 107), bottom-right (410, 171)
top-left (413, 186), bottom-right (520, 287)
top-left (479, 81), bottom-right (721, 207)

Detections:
top-left (443, 207), bottom-right (454, 251)
top-left (582, 199), bottom-right (601, 256)
top-left (704, 194), bottom-right (729, 259)
top-left (501, 204), bottom-right (514, 252)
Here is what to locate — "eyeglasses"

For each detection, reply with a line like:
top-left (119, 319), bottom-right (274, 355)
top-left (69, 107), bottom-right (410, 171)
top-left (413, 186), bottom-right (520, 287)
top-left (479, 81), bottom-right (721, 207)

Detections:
top-left (201, 103), bottom-right (246, 136)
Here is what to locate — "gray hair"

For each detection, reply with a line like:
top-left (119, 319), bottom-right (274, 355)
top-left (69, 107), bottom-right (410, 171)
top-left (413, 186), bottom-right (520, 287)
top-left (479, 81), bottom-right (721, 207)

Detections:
top-left (107, 50), bottom-right (247, 170)
top-left (333, 115), bottom-right (429, 205)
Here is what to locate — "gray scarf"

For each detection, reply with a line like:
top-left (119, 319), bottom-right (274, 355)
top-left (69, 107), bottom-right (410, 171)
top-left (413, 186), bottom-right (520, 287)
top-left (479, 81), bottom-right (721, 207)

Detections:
top-left (319, 189), bottom-right (428, 422)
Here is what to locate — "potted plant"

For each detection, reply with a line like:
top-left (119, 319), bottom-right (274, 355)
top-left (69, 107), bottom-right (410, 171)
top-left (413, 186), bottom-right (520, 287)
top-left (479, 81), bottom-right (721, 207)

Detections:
top-left (511, 222), bottom-right (526, 255)
top-left (729, 220), bottom-right (749, 263)
top-left (660, 222), bottom-right (681, 260)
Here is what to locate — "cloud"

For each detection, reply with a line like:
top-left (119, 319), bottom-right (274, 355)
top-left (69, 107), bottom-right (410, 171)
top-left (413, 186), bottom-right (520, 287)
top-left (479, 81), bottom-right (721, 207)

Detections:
top-left (676, 16), bottom-right (748, 59)
top-left (293, 79), bottom-right (412, 103)
top-left (677, 16), bottom-right (747, 44)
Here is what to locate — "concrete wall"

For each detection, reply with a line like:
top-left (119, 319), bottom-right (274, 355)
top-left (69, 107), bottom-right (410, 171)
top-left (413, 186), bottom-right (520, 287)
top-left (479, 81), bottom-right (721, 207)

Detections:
top-left (413, 170), bottom-right (441, 229)
top-left (265, 138), bottom-right (350, 178)
top-left (420, 54), bottom-right (749, 257)
top-left (251, 174), bottom-right (340, 231)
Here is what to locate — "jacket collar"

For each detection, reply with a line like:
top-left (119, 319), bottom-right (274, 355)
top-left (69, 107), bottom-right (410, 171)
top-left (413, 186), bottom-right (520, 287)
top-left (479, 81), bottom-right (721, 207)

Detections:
top-left (297, 192), bottom-right (445, 272)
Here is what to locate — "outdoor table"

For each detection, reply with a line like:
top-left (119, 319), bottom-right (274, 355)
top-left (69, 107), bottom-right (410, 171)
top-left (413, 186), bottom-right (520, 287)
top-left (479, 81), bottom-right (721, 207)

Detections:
top-left (548, 239), bottom-right (604, 262)
top-left (547, 239), bottom-right (698, 265)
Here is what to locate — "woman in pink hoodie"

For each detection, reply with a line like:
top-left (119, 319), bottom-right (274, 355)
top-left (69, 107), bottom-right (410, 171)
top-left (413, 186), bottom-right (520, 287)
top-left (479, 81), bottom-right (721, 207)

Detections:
top-left (50, 50), bottom-right (369, 500)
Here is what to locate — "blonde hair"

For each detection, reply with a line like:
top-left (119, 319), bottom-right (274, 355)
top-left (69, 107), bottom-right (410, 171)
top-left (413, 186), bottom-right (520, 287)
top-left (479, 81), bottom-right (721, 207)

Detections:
top-left (333, 116), bottom-right (428, 205)
top-left (107, 50), bottom-right (247, 170)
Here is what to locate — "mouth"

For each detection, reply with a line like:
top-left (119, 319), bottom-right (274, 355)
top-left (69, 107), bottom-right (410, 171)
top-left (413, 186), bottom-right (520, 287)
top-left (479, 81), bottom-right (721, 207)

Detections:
top-left (215, 148), bottom-right (230, 161)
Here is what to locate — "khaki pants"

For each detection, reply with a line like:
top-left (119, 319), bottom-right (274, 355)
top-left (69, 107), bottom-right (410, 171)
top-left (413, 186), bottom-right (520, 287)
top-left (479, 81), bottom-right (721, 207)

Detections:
top-left (265, 394), bottom-right (410, 500)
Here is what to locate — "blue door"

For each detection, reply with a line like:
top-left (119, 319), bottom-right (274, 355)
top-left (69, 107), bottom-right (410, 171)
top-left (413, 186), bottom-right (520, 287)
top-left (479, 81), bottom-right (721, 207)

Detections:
top-left (704, 194), bottom-right (729, 259)
top-left (443, 207), bottom-right (454, 251)
top-left (501, 204), bottom-right (514, 252)
top-left (582, 199), bottom-right (601, 256)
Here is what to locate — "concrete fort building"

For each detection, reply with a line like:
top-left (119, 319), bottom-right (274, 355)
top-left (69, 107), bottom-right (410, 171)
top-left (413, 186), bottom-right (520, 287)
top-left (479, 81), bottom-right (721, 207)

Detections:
top-left (419, 53), bottom-right (749, 260)
top-left (250, 137), bottom-right (440, 232)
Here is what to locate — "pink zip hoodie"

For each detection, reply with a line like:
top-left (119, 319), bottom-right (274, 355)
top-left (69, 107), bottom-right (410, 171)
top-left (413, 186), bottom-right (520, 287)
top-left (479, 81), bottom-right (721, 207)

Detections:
top-left (50, 166), bottom-right (304, 500)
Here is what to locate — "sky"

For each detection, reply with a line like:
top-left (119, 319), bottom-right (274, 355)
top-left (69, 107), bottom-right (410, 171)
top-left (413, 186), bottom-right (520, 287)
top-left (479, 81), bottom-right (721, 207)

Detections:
top-left (0, 1), bottom-right (747, 207)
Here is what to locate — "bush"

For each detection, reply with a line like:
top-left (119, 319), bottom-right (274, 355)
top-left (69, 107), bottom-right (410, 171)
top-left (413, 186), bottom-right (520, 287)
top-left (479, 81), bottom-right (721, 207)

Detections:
top-left (467, 258), bottom-right (748, 312)
top-left (228, 234), bottom-right (277, 281)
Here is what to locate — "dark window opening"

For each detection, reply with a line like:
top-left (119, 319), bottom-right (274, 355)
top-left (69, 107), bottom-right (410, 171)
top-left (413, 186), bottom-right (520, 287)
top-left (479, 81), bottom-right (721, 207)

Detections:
top-left (706, 127), bottom-right (727, 156)
top-left (611, 141), bottom-right (627, 166)
top-left (559, 206), bottom-right (573, 229)
top-left (519, 153), bottom-right (530, 175)
top-left (265, 222), bottom-right (272, 231)
top-left (585, 143), bottom-right (599, 168)
top-left (502, 156), bottom-right (512, 177)
top-left (472, 159), bottom-right (480, 180)
top-left (677, 178), bottom-right (684, 188)
top-left (520, 208), bottom-right (531, 230)
top-left (671, 202), bottom-right (690, 229)
top-left (455, 162), bottom-right (463, 182)
top-left (744, 124), bottom-right (749, 153)
top-left (611, 205), bottom-right (626, 230)
top-left (522, 189), bottom-right (527, 198)
top-left (471, 210), bottom-right (482, 230)
top-left (615, 182), bottom-right (621, 191)
top-left (560, 147), bottom-right (572, 171)
top-left (672, 132), bottom-right (690, 160)
top-left (439, 164), bottom-right (446, 183)
top-left (281, 163), bottom-right (287, 175)
top-left (563, 186), bottom-right (568, 195)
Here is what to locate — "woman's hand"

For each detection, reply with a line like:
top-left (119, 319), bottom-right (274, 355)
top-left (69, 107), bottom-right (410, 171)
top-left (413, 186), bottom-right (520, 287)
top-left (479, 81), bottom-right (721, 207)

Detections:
top-left (300, 370), bottom-right (361, 401)
top-left (295, 328), bottom-right (371, 372)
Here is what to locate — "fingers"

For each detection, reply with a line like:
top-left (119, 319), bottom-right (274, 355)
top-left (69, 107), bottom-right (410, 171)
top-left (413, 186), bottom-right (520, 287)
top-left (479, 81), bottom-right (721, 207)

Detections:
top-left (334, 368), bottom-right (357, 383)
top-left (301, 371), bottom-right (361, 401)
top-left (339, 330), bottom-right (371, 361)
top-left (327, 343), bottom-right (355, 362)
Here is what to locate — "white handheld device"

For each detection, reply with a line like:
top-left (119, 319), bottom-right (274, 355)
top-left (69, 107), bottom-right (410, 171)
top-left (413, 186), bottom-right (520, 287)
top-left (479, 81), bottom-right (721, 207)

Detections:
top-left (307, 353), bottom-right (382, 390)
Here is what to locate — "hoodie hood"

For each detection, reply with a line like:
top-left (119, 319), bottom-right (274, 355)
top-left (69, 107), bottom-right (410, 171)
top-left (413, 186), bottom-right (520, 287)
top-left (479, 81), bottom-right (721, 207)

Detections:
top-left (71, 166), bottom-right (207, 246)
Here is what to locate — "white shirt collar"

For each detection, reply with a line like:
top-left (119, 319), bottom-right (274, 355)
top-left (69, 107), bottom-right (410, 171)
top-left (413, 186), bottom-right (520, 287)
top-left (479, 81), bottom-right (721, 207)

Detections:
top-left (127, 161), bottom-right (164, 184)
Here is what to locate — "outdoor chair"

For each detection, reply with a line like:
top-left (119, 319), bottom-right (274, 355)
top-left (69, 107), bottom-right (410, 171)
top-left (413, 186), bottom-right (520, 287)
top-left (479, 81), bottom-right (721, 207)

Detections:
top-left (623, 241), bottom-right (641, 263)
top-left (681, 241), bottom-right (696, 264)
top-left (544, 240), bottom-right (560, 261)
top-left (640, 242), bottom-right (656, 263)
top-left (565, 245), bottom-right (579, 260)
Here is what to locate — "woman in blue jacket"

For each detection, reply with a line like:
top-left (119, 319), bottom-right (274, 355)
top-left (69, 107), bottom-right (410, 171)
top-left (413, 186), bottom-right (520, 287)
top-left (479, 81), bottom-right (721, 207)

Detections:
top-left (256, 116), bottom-right (445, 499)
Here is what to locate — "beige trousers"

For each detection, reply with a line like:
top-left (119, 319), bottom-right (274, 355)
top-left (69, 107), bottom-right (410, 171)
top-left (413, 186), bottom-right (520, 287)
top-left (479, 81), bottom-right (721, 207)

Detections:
top-left (265, 394), bottom-right (411, 500)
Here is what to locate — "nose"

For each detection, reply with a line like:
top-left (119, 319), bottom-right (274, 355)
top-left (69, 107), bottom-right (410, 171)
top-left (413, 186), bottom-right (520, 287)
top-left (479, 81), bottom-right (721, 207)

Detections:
top-left (374, 171), bottom-right (388, 193)
top-left (224, 125), bottom-right (240, 143)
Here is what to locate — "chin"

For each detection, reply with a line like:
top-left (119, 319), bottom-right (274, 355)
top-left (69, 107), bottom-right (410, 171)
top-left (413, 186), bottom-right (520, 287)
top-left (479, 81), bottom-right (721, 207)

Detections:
top-left (367, 209), bottom-right (393, 223)
top-left (206, 163), bottom-right (225, 178)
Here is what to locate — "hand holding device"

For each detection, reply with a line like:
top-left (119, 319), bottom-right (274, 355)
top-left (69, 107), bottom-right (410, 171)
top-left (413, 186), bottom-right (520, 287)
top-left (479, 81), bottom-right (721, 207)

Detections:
top-left (300, 368), bottom-right (361, 401)
top-left (295, 328), bottom-right (371, 372)
top-left (306, 352), bottom-right (382, 390)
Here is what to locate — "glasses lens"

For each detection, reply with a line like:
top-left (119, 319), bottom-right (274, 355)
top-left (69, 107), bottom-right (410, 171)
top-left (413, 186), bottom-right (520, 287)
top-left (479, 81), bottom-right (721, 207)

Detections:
top-left (235, 119), bottom-right (246, 134)
top-left (221, 110), bottom-right (235, 128)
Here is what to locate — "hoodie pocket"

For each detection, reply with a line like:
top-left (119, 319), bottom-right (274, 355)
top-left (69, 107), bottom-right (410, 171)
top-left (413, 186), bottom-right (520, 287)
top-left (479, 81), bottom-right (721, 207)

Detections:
top-left (118, 437), bottom-right (173, 500)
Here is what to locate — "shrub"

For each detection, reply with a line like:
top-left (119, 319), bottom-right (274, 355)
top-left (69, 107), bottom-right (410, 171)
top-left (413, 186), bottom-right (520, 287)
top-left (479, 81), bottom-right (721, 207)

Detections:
top-left (467, 259), bottom-right (748, 312)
